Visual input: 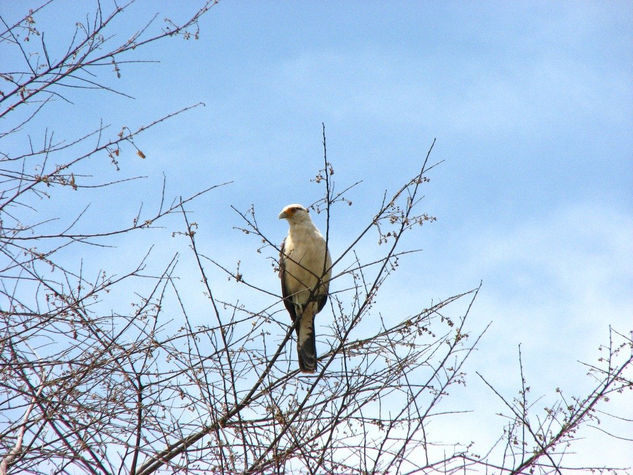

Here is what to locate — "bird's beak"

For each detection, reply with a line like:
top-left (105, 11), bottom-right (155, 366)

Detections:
top-left (278, 210), bottom-right (287, 220)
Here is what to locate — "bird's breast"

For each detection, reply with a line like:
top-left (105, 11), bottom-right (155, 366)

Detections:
top-left (283, 230), bottom-right (330, 301)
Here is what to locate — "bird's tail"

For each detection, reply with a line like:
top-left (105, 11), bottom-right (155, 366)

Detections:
top-left (297, 315), bottom-right (317, 373)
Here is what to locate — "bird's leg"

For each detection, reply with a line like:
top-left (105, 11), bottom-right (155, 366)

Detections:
top-left (292, 302), bottom-right (304, 336)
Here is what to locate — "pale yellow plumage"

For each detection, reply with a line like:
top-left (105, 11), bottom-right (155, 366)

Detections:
top-left (279, 204), bottom-right (331, 373)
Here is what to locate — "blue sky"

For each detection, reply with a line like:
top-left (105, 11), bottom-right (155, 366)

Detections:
top-left (3, 0), bottom-right (632, 469)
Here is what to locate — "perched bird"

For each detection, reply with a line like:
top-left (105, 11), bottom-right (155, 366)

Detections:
top-left (278, 204), bottom-right (332, 373)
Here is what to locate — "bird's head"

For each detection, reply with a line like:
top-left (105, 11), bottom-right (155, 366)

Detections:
top-left (278, 204), bottom-right (311, 224)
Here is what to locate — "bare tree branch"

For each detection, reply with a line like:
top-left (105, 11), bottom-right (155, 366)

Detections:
top-left (1, 2), bottom-right (631, 474)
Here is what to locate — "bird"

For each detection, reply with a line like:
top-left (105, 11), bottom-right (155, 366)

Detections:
top-left (278, 204), bottom-right (332, 373)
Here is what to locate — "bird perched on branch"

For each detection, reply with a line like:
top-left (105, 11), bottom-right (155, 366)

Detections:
top-left (278, 204), bottom-right (332, 373)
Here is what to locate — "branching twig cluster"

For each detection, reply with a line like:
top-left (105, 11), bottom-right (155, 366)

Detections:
top-left (1, 2), bottom-right (631, 474)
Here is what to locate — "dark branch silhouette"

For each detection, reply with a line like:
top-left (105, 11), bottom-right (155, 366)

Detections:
top-left (1, 2), bottom-right (631, 474)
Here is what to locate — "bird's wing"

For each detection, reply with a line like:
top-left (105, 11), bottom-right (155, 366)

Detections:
top-left (314, 248), bottom-right (332, 313)
top-left (279, 237), bottom-right (298, 323)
